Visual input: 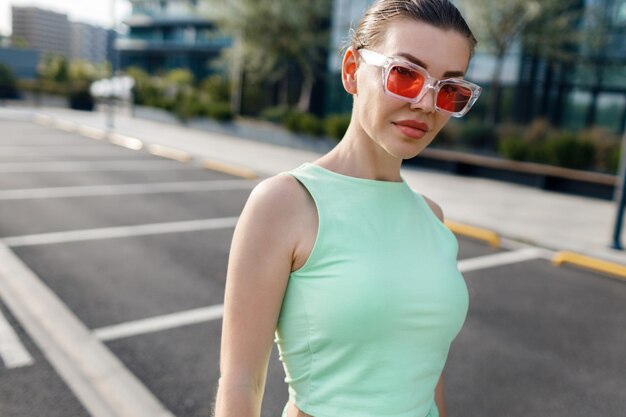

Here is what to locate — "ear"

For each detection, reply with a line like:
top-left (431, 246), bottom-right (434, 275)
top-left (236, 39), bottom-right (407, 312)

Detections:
top-left (341, 47), bottom-right (359, 95)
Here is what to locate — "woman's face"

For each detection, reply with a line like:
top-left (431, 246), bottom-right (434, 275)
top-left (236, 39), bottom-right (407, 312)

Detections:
top-left (350, 18), bottom-right (472, 160)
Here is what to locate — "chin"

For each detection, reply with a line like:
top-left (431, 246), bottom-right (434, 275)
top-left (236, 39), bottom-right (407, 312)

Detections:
top-left (389, 138), bottom-right (432, 160)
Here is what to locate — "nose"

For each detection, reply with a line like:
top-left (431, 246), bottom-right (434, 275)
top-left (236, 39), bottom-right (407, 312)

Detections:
top-left (410, 85), bottom-right (436, 114)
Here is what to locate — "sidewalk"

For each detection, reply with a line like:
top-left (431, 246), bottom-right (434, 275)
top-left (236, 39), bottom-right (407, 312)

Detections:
top-left (3, 105), bottom-right (626, 267)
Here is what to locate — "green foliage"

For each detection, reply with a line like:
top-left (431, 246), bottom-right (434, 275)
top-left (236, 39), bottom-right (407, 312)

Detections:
top-left (173, 91), bottom-right (205, 122)
top-left (68, 88), bottom-right (95, 111)
top-left (217, 0), bottom-right (331, 111)
top-left (165, 68), bottom-right (194, 87)
top-left (457, 121), bottom-right (499, 151)
top-left (200, 74), bottom-right (230, 102)
top-left (498, 137), bottom-right (529, 161)
top-left (0, 64), bottom-right (19, 99)
top-left (543, 132), bottom-right (596, 169)
top-left (323, 113), bottom-right (351, 141)
top-left (284, 111), bottom-right (323, 136)
top-left (498, 125), bottom-right (599, 170)
top-left (37, 55), bottom-right (71, 94)
top-left (607, 147), bottom-right (620, 175)
top-left (258, 105), bottom-right (292, 123)
top-left (207, 102), bottom-right (234, 121)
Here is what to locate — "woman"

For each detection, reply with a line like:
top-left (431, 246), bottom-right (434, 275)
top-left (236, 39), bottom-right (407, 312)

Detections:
top-left (214, 1), bottom-right (481, 416)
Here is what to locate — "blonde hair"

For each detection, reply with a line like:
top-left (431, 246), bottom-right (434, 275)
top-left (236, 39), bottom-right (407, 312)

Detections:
top-left (351, 0), bottom-right (477, 56)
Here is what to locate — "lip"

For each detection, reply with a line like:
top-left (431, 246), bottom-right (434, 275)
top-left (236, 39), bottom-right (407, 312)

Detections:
top-left (392, 120), bottom-right (430, 139)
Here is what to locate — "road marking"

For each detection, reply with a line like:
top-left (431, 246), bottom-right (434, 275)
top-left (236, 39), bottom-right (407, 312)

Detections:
top-left (0, 160), bottom-right (190, 173)
top-left (93, 305), bottom-right (224, 342)
top-left (0, 179), bottom-right (257, 200)
top-left (458, 247), bottom-right (552, 272)
top-left (0, 308), bottom-right (34, 369)
top-left (0, 241), bottom-right (175, 417)
top-left (3, 217), bottom-right (239, 247)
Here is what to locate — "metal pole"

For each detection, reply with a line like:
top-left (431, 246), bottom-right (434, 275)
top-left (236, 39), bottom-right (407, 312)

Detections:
top-left (611, 130), bottom-right (626, 249)
top-left (230, 32), bottom-right (244, 116)
top-left (107, 0), bottom-right (117, 130)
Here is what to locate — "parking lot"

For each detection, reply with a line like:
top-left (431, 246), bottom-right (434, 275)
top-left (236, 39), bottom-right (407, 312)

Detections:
top-left (1, 116), bottom-right (625, 417)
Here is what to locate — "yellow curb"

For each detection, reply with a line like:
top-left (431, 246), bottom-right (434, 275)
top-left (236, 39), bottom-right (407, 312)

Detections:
top-left (444, 220), bottom-right (501, 248)
top-left (78, 126), bottom-right (107, 141)
top-left (54, 119), bottom-right (78, 133)
top-left (552, 251), bottom-right (626, 280)
top-left (202, 159), bottom-right (258, 180)
top-left (147, 144), bottom-right (192, 163)
top-left (33, 114), bottom-right (54, 126)
top-left (108, 133), bottom-right (144, 150)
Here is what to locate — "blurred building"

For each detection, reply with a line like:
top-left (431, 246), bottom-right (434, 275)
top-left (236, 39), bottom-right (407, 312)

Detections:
top-left (325, 0), bottom-right (375, 114)
top-left (325, 0), bottom-right (626, 135)
top-left (0, 47), bottom-right (39, 79)
top-left (11, 6), bottom-right (71, 58)
top-left (116, 0), bottom-right (232, 80)
top-left (70, 22), bottom-right (112, 64)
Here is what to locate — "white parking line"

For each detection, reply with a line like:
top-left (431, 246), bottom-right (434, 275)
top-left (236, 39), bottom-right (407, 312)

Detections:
top-left (95, 249), bottom-right (554, 343)
top-left (458, 247), bottom-right (553, 273)
top-left (0, 160), bottom-right (187, 173)
top-left (0, 179), bottom-right (257, 200)
top-left (0, 308), bottom-right (34, 369)
top-left (0, 241), bottom-right (175, 417)
top-left (93, 305), bottom-right (224, 342)
top-left (3, 217), bottom-right (239, 247)
top-left (0, 146), bottom-right (137, 156)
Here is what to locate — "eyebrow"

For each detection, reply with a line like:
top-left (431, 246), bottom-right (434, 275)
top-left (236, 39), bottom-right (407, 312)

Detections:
top-left (396, 52), bottom-right (466, 78)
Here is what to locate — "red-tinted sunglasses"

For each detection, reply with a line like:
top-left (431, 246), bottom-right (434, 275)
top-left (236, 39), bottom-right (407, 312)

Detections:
top-left (358, 49), bottom-right (482, 118)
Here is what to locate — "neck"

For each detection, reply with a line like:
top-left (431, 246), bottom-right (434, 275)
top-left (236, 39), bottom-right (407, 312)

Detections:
top-left (317, 123), bottom-right (403, 182)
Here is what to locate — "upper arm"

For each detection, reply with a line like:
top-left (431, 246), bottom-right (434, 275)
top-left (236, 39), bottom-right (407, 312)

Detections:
top-left (422, 194), bottom-right (444, 223)
top-left (219, 175), bottom-right (303, 392)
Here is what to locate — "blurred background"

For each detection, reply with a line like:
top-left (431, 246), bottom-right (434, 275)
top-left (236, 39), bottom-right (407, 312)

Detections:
top-left (1, 2), bottom-right (626, 417)
top-left (0, 0), bottom-right (624, 177)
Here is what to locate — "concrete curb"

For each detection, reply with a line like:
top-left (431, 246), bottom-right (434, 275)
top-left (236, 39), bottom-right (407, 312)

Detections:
top-left (34, 113), bottom-right (259, 180)
top-left (552, 251), bottom-right (626, 281)
top-left (445, 220), bottom-right (501, 248)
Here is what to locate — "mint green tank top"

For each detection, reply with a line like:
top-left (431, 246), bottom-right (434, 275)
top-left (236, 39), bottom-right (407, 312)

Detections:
top-left (275, 163), bottom-right (469, 417)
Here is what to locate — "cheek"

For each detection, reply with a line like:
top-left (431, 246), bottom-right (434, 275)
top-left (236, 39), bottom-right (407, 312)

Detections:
top-left (432, 113), bottom-right (452, 136)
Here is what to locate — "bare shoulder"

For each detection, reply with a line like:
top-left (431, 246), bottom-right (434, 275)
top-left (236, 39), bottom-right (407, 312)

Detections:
top-left (420, 194), bottom-right (445, 223)
top-left (238, 173), bottom-right (313, 240)
top-left (245, 174), bottom-right (310, 216)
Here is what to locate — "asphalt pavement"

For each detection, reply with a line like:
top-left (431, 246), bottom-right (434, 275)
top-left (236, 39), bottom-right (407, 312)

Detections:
top-left (7, 105), bottom-right (626, 267)
top-left (0, 106), bottom-right (625, 417)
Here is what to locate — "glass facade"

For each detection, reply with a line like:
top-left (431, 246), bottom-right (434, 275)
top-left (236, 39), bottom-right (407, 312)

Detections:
top-left (325, 0), bottom-right (626, 134)
top-left (116, 0), bottom-right (231, 79)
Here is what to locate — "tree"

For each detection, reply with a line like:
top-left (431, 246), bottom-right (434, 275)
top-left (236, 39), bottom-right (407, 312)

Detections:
top-left (458, 0), bottom-right (541, 124)
top-left (577, 0), bottom-right (619, 127)
top-left (517, 0), bottom-right (584, 125)
top-left (213, 0), bottom-right (331, 113)
top-left (0, 64), bottom-right (19, 100)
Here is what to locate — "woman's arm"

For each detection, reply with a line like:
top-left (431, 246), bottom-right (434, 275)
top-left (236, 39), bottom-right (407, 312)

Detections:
top-left (435, 373), bottom-right (448, 417)
top-left (423, 196), bottom-right (449, 417)
top-left (213, 176), bottom-right (303, 417)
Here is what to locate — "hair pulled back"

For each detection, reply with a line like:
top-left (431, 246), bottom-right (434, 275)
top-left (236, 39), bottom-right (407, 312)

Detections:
top-left (351, 0), bottom-right (477, 55)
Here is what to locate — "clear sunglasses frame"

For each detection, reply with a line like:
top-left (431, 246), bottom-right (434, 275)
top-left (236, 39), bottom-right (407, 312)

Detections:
top-left (358, 49), bottom-right (482, 118)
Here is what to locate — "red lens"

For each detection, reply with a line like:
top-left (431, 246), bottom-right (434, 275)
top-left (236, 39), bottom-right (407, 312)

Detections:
top-left (386, 65), bottom-right (425, 99)
top-left (437, 83), bottom-right (472, 113)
